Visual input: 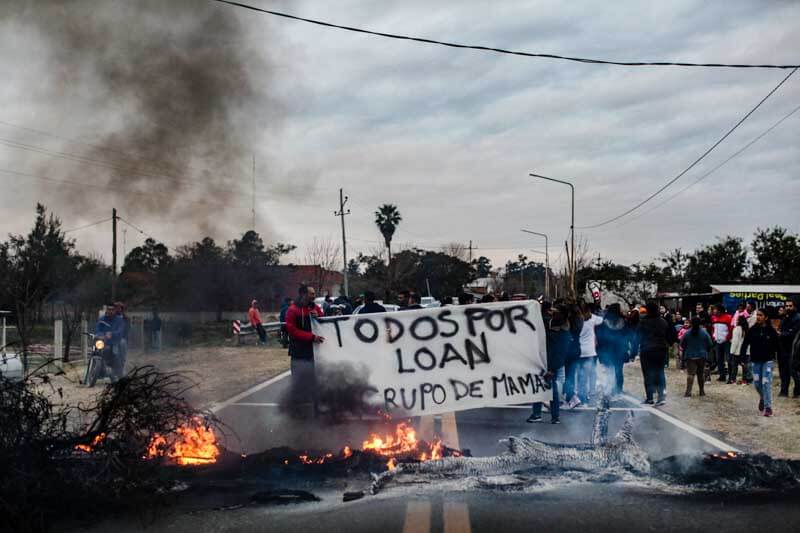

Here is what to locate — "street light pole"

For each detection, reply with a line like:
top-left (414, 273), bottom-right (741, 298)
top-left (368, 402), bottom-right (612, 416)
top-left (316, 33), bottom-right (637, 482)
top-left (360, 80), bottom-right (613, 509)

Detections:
top-left (521, 229), bottom-right (549, 300)
top-left (530, 173), bottom-right (575, 298)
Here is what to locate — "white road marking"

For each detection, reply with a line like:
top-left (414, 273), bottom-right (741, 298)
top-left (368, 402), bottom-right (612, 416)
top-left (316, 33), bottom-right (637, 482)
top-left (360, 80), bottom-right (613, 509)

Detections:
top-left (208, 371), bottom-right (290, 413)
top-left (621, 393), bottom-right (740, 452)
top-left (494, 405), bottom-right (646, 412)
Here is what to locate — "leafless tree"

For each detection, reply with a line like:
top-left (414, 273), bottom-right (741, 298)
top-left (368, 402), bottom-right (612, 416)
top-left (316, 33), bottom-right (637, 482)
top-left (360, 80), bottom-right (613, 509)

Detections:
top-left (443, 242), bottom-right (469, 261)
top-left (303, 236), bottom-right (341, 293)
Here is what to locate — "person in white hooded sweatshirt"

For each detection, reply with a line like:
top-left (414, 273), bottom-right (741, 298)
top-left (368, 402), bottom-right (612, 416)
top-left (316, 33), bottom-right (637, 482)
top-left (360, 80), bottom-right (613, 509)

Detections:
top-left (570, 302), bottom-right (604, 408)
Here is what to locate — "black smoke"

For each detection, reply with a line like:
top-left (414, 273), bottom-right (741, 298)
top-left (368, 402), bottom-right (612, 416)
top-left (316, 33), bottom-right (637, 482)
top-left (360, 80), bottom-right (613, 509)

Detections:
top-left (2, 0), bottom-right (282, 236)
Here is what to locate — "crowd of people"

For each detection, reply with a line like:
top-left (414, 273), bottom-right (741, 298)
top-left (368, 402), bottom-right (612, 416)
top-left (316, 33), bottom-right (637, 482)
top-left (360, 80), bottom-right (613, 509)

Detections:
top-left (254, 284), bottom-right (800, 421)
top-left (530, 297), bottom-right (800, 423)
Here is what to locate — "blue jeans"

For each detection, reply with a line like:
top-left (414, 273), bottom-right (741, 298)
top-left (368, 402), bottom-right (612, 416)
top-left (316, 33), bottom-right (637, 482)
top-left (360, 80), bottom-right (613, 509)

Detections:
top-left (564, 359), bottom-right (579, 401)
top-left (752, 360), bottom-right (774, 409)
top-left (713, 341), bottom-right (730, 378)
top-left (554, 365), bottom-right (565, 399)
top-left (577, 357), bottom-right (597, 403)
top-left (532, 369), bottom-right (561, 421)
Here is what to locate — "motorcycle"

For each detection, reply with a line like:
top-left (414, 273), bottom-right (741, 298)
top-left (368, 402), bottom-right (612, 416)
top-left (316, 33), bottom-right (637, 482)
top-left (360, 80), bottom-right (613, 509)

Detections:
top-left (83, 331), bottom-right (116, 387)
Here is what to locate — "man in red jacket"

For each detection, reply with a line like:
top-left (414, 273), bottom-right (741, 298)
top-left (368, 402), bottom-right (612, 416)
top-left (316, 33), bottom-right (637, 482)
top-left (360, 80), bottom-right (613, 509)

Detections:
top-left (284, 284), bottom-right (325, 416)
top-left (711, 305), bottom-right (734, 383)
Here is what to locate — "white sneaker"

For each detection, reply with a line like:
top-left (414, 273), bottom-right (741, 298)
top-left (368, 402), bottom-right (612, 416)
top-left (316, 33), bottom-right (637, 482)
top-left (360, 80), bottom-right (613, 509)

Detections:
top-left (568, 397), bottom-right (582, 409)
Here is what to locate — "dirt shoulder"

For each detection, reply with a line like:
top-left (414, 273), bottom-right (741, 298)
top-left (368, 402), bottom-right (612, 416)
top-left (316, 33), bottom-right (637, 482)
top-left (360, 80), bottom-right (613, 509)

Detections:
top-left (623, 362), bottom-right (800, 459)
top-left (42, 343), bottom-right (291, 410)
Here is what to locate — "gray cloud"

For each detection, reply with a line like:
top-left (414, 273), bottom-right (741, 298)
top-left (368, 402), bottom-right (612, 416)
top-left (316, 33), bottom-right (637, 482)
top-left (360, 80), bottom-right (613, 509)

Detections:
top-left (1, 0), bottom-right (798, 271)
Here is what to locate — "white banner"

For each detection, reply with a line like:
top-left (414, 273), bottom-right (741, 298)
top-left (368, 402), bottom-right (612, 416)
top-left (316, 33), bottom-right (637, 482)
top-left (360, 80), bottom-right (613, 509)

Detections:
top-left (312, 300), bottom-right (549, 416)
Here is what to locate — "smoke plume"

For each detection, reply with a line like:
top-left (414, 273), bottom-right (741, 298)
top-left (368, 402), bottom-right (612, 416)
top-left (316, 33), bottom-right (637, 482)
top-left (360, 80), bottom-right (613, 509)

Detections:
top-left (2, 0), bottom-right (281, 237)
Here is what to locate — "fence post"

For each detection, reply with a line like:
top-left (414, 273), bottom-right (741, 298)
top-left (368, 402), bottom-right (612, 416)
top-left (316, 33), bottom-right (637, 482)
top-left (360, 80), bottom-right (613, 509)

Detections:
top-left (81, 316), bottom-right (88, 363)
top-left (54, 319), bottom-right (63, 371)
top-left (138, 317), bottom-right (144, 351)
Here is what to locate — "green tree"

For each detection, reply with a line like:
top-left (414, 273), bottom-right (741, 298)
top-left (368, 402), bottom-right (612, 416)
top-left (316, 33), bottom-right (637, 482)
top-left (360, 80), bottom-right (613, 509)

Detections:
top-left (0, 204), bottom-right (74, 371)
top-left (750, 226), bottom-right (800, 282)
top-left (173, 237), bottom-right (233, 318)
top-left (686, 236), bottom-right (748, 292)
top-left (474, 256), bottom-right (492, 277)
top-left (659, 248), bottom-right (689, 292)
top-left (393, 248), bottom-right (476, 299)
top-left (374, 204), bottom-right (402, 268)
top-left (56, 255), bottom-right (110, 361)
top-left (227, 230), bottom-right (295, 268)
top-left (122, 238), bottom-right (172, 274)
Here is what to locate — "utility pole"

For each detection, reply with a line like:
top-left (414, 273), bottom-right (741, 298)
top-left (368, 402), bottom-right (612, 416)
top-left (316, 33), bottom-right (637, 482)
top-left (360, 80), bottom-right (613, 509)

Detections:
top-left (334, 188), bottom-right (351, 297)
top-left (468, 240), bottom-right (473, 262)
top-left (252, 154), bottom-right (256, 231)
top-left (595, 252), bottom-right (601, 270)
top-left (111, 208), bottom-right (118, 301)
top-left (122, 228), bottom-right (128, 260)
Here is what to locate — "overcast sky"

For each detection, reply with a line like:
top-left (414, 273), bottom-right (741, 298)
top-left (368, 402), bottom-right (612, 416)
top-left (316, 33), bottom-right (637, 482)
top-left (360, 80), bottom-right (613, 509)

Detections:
top-left (1, 0), bottom-right (798, 273)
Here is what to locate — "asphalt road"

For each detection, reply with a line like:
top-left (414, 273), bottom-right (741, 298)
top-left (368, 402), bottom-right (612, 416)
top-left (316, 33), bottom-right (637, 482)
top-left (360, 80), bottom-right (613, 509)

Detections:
top-left (73, 373), bottom-right (800, 533)
top-left (209, 371), bottom-right (731, 461)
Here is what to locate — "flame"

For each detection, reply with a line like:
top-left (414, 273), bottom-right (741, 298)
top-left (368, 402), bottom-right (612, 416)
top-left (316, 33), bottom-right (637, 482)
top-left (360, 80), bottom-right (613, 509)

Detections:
top-left (430, 439), bottom-right (443, 460)
top-left (75, 433), bottom-right (106, 453)
top-left (727, 451), bottom-right (737, 458)
top-left (283, 420), bottom-right (461, 471)
top-left (147, 418), bottom-right (219, 466)
top-left (362, 422), bottom-right (419, 457)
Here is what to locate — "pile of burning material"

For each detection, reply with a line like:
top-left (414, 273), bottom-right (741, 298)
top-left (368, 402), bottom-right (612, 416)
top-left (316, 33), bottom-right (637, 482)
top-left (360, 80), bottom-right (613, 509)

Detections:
top-left (147, 417), bottom-right (220, 466)
top-left (223, 421), bottom-right (466, 478)
top-left (0, 366), bottom-right (224, 533)
top-left (371, 402), bottom-right (651, 495)
top-left (652, 452), bottom-right (800, 491)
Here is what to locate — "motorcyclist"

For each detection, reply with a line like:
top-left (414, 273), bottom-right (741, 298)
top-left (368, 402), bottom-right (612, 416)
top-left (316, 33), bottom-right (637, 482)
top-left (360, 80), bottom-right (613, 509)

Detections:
top-left (95, 305), bottom-right (115, 341)
top-left (93, 304), bottom-right (122, 382)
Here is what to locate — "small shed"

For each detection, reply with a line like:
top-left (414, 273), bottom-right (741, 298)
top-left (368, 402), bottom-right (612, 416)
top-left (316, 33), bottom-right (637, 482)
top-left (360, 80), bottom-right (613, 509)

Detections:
top-left (710, 284), bottom-right (800, 315)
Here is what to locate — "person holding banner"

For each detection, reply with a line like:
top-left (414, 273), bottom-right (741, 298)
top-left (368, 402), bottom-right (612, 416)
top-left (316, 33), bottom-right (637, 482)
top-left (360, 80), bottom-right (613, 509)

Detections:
top-left (285, 284), bottom-right (325, 416)
top-left (528, 304), bottom-right (568, 424)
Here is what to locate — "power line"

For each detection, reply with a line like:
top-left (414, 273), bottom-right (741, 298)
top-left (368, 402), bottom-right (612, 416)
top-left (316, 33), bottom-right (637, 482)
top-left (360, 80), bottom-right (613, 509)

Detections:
top-left (577, 66), bottom-right (798, 229)
top-left (0, 136), bottom-right (230, 193)
top-left (626, 102), bottom-right (800, 222)
top-left (63, 217), bottom-right (112, 233)
top-left (118, 216), bottom-right (158, 242)
top-left (0, 136), bottom-right (340, 207)
top-left (0, 167), bottom-right (253, 211)
top-left (0, 119), bottom-right (204, 177)
top-left (213, 0), bottom-right (800, 70)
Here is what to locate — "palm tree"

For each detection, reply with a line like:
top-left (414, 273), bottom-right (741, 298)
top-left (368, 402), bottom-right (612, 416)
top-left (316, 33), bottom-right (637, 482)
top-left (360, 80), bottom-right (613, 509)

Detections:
top-left (374, 204), bottom-right (402, 282)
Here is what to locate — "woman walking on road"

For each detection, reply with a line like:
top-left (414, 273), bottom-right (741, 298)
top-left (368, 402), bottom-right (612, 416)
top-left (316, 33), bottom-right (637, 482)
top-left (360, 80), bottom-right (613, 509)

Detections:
top-left (680, 317), bottom-right (712, 397)
top-left (637, 302), bottom-right (670, 406)
top-left (730, 315), bottom-right (752, 384)
top-left (741, 309), bottom-right (780, 417)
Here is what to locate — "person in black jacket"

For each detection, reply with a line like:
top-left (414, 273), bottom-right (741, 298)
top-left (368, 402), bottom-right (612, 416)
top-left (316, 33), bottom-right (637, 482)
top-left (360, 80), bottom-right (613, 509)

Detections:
top-left (778, 300), bottom-right (800, 397)
top-left (742, 309), bottom-right (780, 416)
top-left (596, 303), bottom-right (628, 396)
top-left (637, 302), bottom-right (670, 406)
top-left (528, 305), bottom-right (568, 424)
